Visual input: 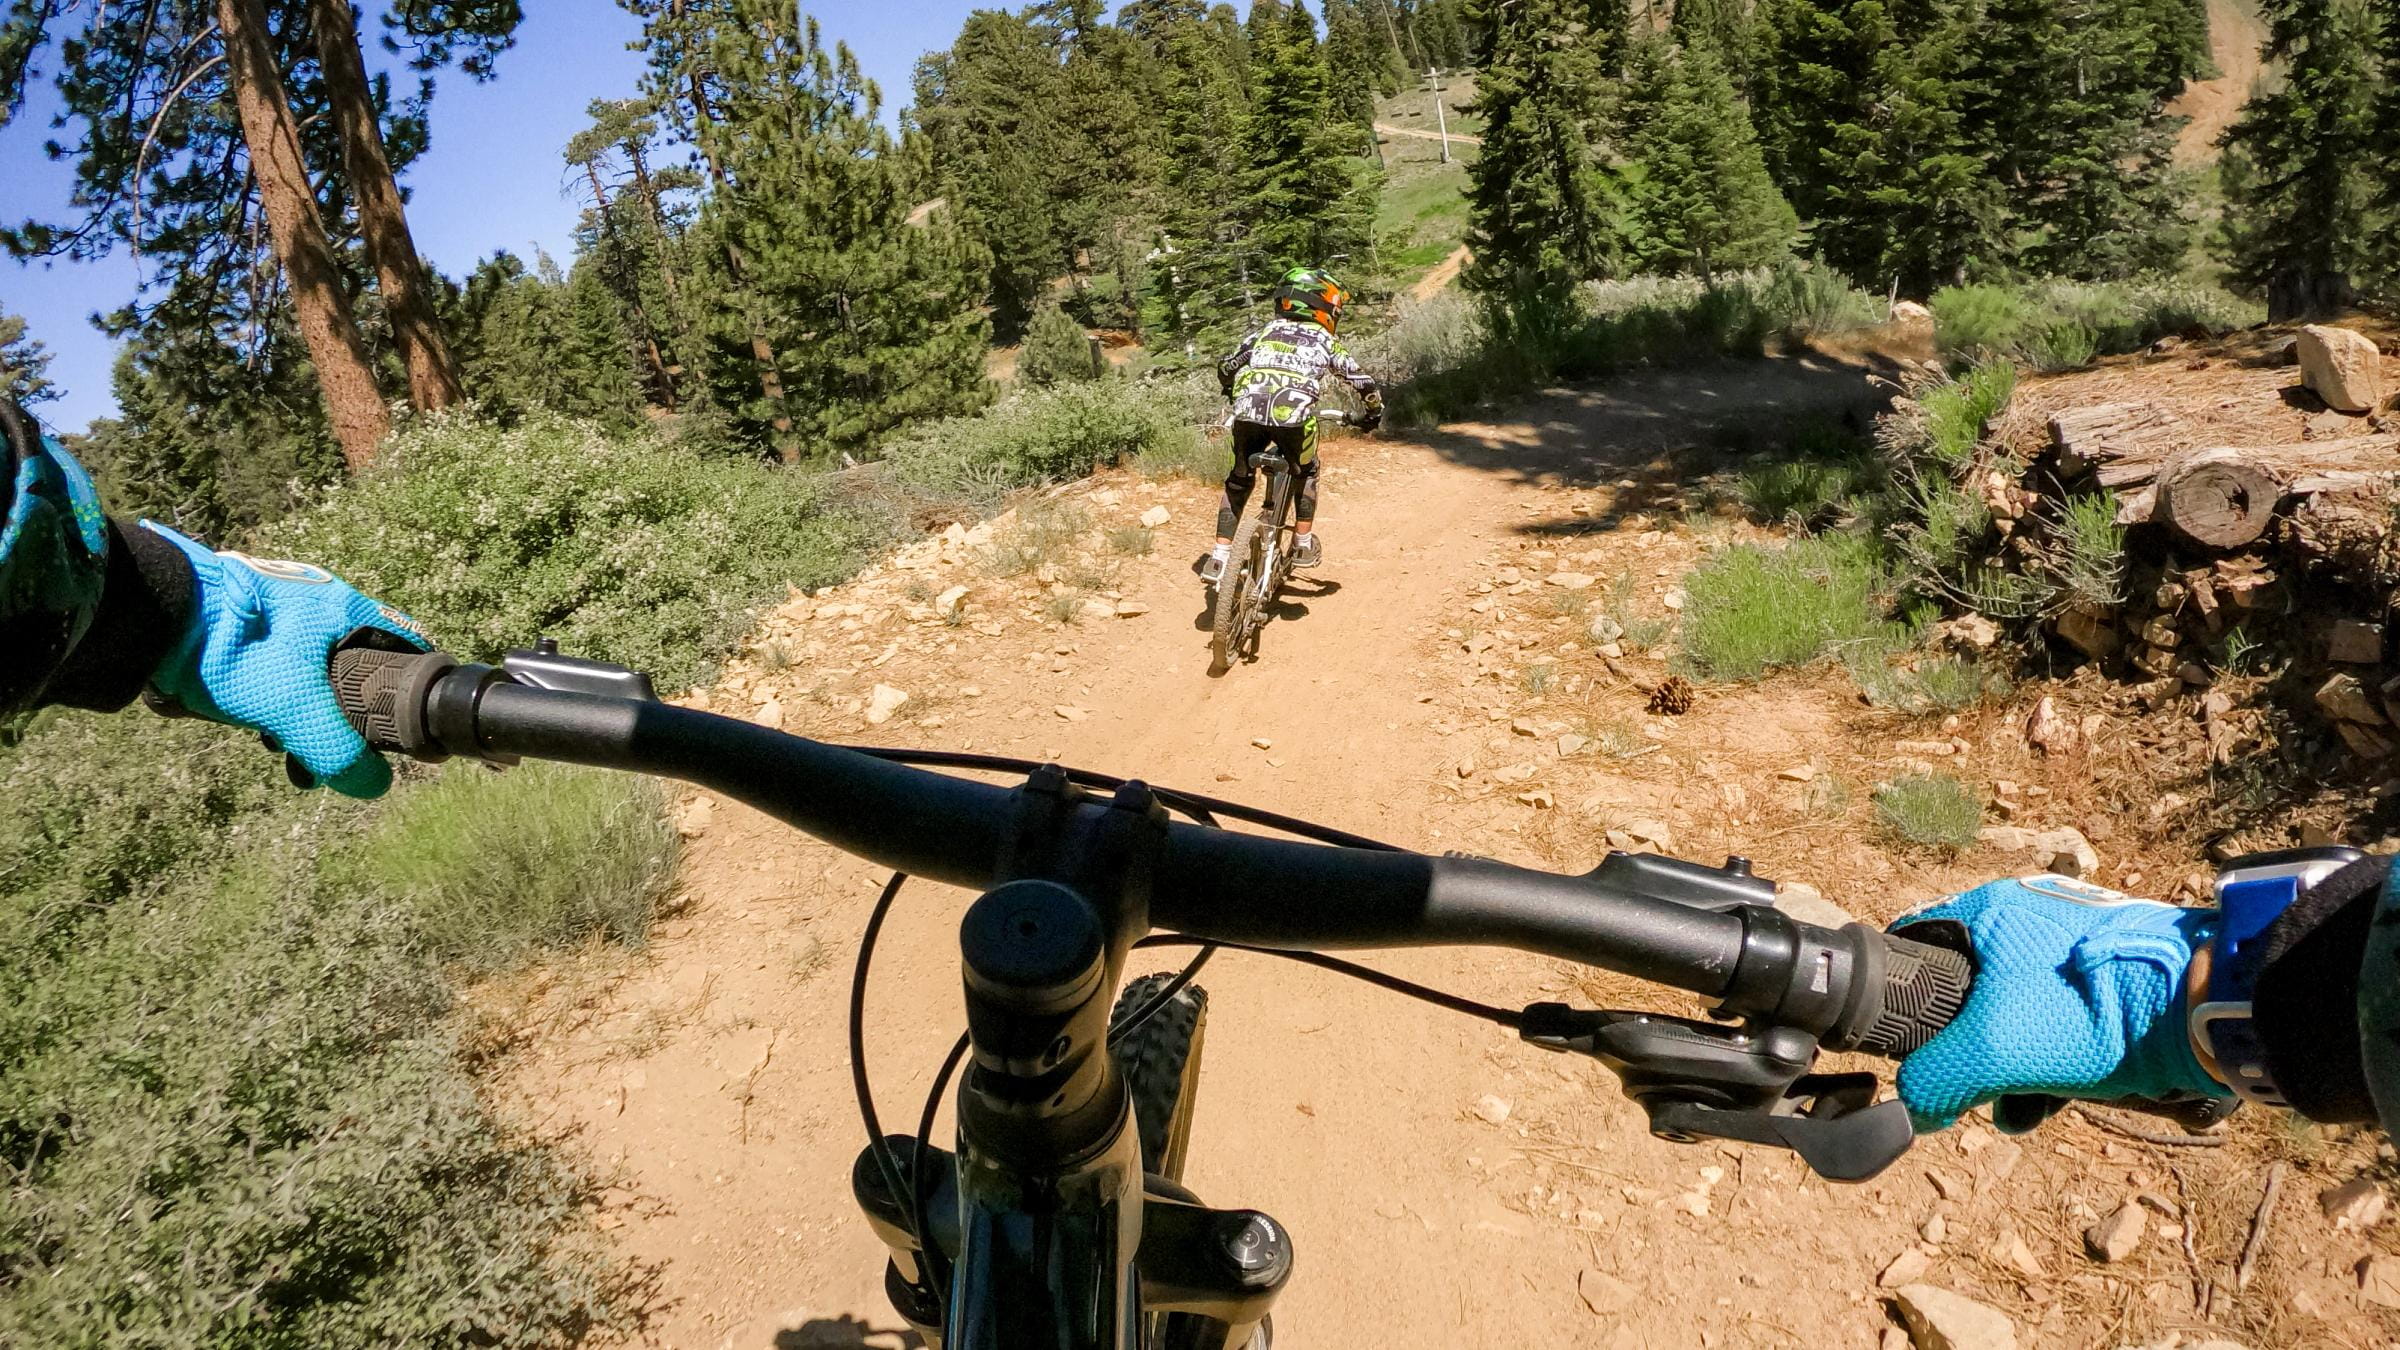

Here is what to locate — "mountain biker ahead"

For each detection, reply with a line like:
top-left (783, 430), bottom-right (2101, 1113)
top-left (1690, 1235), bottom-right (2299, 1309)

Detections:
top-left (1201, 266), bottom-right (1384, 583)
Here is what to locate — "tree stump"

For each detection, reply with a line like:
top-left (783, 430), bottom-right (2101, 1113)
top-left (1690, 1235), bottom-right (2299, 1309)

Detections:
top-left (2159, 448), bottom-right (2285, 550)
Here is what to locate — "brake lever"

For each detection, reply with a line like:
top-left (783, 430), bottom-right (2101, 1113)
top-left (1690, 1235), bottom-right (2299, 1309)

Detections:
top-left (1520, 1002), bottom-right (1915, 1182)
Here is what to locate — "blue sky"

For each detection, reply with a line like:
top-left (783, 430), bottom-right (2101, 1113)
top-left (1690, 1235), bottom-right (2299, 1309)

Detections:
top-left (1, 1), bottom-right (1041, 436)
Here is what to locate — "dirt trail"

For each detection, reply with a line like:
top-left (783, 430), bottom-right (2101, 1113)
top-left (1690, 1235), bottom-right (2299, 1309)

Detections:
top-left (497, 353), bottom-right (2390, 1349)
top-left (2169, 0), bottom-right (2265, 165)
top-left (1376, 120), bottom-right (1482, 147)
top-left (1410, 245), bottom-right (1471, 301)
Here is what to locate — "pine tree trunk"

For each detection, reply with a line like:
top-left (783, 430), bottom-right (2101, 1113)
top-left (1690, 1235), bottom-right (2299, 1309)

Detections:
top-left (2266, 267), bottom-right (2357, 323)
top-left (216, 0), bottom-right (387, 471)
top-left (307, 0), bottom-right (463, 413)
top-left (624, 142), bottom-right (689, 315)
top-left (685, 74), bottom-right (797, 460)
top-left (582, 160), bottom-right (679, 410)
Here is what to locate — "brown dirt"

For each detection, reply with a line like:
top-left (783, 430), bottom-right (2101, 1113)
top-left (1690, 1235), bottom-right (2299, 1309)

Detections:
top-left (493, 354), bottom-right (2400, 1349)
top-left (1375, 120), bottom-right (1483, 148)
top-left (2169, 0), bottom-right (2266, 166)
top-left (1410, 245), bottom-right (1471, 301)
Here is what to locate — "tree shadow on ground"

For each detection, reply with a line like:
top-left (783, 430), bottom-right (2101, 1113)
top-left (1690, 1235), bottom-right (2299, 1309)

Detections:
top-left (1401, 351), bottom-right (1904, 488)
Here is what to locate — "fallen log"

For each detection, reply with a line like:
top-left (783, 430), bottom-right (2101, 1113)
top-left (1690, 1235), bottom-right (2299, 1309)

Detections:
top-left (2107, 437), bottom-right (2400, 550)
top-left (2051, 401), bottom-right (2197, 477)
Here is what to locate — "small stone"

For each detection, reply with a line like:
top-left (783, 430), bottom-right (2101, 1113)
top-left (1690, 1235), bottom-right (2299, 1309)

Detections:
top-left (1473, 1094), bottom-right (1512, 1125)
top-left (1511, 718), bottom-right (1539, 737)
top-left (961, 685), bottom-right (982, 697)
top-left (1077, 597), bottom-right (1115, 623)
top-left (1455, 759), bottom-right (1477, 778)
top-left (1921, 1213), bottom-right (1947, 1245)
top-left (1492, 762), bottom-right (1537, 783)
top-left (755, 697), bottom-right (787, 730)
top-left (936, 584), bottom-right (970, 617)
top-left (2139, 617), bottom-right (2181, 649)
top-left (2177, 661), bottom-right (2212, 687)
top-left (1252, 737), bottom-right (1274, 749)
top-left (1882, 1331), bottom-right (1912, 1350)
top-left (1113, 600), bottom-right (1150, 618)
top-left (2360, 1254), bottom-right (2400, 1309)
top-left (2053, 608), bottom-right (2120, 660)
top-left (1054, 705), bottom-right (1088, 722)
top-left (2084, 1201), bottom-right (2145, 1263)
top-left (676, 797), bottom-right (714, 839)
top-left (1995, 1232), bottom-right (2044, 1280)
top-left (1661, 590), bottom-right (1685, 611)
top-left (1879, 1246), bottom-right (1934, 1287)
top-left (2329, 619), bottom-right (2385, 664)
top-left (1775, 881), bottom-right (1860, 930)
top-left (1620, 819), bottom-right (1675, 852)
top-left (1138, 504), bottom-right (1171, 528)
top-left (1892, 1284), bottom-right (2017, 1350)
top-left (864, 684), bottom-right (909, 725)
top-left (2024, 696), bottom-right (2080, 755)
top-left (2035, 826), bottom-right (2102, 878)
top-left (1577, 1268), bottom-right (1633, 1316)
top-left (2338, 721), bottom-right (2397, 759)
top-left (1546, 571), bottom-right (1597, 589)
top-left (1943, 614), bottom-right (2002, 651)
top-left (2320, 672), bottom-right (2387, 724)
top-left (1777, 764), bottom-right (1817, 782)
top-left (1516, 789), bottom-right (1556, 809)
top-left (1588, 615), bottom-right (1624, 644)
top-left (2322, 1176), bottom-right (2388, 1230)
top-left (1557, 733), bottom-right (1589, 756)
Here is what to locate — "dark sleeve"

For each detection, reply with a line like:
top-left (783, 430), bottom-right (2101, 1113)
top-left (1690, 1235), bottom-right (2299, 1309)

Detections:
top-left (2252, 854), bottom-right (2386, 1122)
top-left (1217, 330), bottom-right (1257, 389)
top-left (0, 399), bottom-right (196, 718)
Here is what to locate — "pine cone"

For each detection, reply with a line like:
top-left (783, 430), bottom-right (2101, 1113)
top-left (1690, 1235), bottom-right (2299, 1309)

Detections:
top-left (1647, 675), bottom-right (1695, 716)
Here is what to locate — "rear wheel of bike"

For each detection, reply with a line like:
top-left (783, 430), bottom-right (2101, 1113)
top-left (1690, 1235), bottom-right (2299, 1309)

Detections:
top-left (1207, 509), bottom-right (1267, 676)
top-left (1107, 973), bottom-right (1208, 1182)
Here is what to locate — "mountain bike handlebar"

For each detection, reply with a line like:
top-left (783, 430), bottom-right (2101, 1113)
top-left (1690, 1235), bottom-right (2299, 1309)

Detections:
top-left (333, 643), bottom-right (1970, 1067)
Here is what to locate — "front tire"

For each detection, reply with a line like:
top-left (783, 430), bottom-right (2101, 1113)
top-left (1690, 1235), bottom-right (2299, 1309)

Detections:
top-left (1108, 973), bottom-right (1208, 1182)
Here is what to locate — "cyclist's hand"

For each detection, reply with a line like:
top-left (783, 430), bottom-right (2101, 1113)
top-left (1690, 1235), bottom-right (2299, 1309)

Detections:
top-left (142, 523), bottom-right (430, 799)
top-left (1891, 876), bottom-right (2228, 1133)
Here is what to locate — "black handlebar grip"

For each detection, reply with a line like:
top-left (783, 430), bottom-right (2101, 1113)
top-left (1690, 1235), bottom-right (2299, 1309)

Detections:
top-left (330, 647), bottom-right (458, 757)
top-left (1854, 931), bottom-right (1974, 1057)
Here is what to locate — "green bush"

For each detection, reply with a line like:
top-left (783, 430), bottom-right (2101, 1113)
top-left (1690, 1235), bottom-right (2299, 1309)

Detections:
top-left (265, 411), bottom-right (886, 692)
top-left (1931, 277), bottom-right (2263, 368)
top-left (2049, 490), bottom-right (2129, 610)
top-left (1874, 772), bottom-right (1984, 849)
top-left (1929, 285), bottom-right (2032, 362)
top-left (1020, 302), bottom-right (1102, 387)
top-left (1677, 533), bottom-right (1896, 681)
top-left (883, 378), bottom-right (1206, 504)
top-left (334, 761), bottom-right (677, 973)
top-left (2021, 319), bottom-right (2098, 373)
top-left (1916, 362), bottom-right (2016, 472)
top-left (0, 714), bottom-right (643, 1345)
top-left (1848, 651), bottom-right (2008, 713)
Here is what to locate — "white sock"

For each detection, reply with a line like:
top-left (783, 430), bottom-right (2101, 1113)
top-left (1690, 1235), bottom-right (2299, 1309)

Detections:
top-left (1209, 542), bottom-right (1231, 560)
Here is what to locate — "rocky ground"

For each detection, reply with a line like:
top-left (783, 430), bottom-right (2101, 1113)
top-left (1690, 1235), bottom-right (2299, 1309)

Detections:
top-left (485, 356), bottom-right (2400, 1349)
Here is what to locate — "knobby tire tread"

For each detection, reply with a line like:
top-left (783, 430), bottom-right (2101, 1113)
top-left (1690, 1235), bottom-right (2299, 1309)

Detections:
top-left (1209, 507), bottom-right (1267, 674)
top-left (1108, 973), bottom-right (1209, 1183)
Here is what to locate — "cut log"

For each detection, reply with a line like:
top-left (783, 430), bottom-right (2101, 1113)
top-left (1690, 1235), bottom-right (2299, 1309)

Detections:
top-left (2289, 478), bottom-right (2400, 583)
top-left (2159, 448), bottom-right (2287, 549)
top-left (2050, 401), bottom-right (2196, 477)
top-left (2094, 435), bottom-right (2400, 496)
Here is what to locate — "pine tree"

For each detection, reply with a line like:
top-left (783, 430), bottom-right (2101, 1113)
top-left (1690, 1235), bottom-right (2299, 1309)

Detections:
top-left (2220, 0), bottom-right (2378, 317)
top-left (1358, 0), bottom-right (1416, 89)
top-left (1463, 0), bottom-right (1611, 345)
top-left (0, 310), bottom-right (54, 405)
top-left (2371, 0), bottom-right (2400, 288)
top-left (1243, 2), bottom-right (1377, 276)
top-left (1586, 0), bottom-right (1632, 77)
top-left (912, 11), bottom-right (1064, 338)
top-left (702, 2), bottom-right (992, 456)
top-left (1619, 40), bottom-right (1798, 282)
top-left (1021, 300), bottom-right (1103, 384)
top-left (1670, 0), bottom-right (1752, 71)
top-left (1962, 0), bottom-right (2194, 278)
top-left (1154, 0), bottom-right (1256, 339)
top-left (1322, 0), bottom-right (1386, 154)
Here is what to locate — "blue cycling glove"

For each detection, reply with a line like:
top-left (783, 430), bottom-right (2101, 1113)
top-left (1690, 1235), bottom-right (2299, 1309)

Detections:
top-left (142, 522), bottom-right (429, 799)
top-left (1892, 876), bottom-right (2231, 1132)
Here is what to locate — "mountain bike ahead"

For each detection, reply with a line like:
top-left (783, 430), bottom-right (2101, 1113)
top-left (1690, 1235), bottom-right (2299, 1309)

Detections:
top-left (330, 640), bottom-right (1980, 1350)
top-left (1207, 409), bottom-right (1357, 678)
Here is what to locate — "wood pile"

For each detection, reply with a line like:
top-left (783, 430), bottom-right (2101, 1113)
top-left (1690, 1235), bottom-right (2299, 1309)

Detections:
top-left (2048, 401), bottom-right (2400, 549)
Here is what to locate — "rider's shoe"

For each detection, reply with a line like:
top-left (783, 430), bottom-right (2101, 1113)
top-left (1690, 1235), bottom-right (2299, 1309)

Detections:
top-left (1199, 544), bottom-right (1231, 584)
top-left (1292, 533), bottom-right (1323, 569)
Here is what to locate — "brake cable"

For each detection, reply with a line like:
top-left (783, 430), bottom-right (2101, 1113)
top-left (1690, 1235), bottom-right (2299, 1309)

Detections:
top-left (842, 751), bottom-right (1492, 1322)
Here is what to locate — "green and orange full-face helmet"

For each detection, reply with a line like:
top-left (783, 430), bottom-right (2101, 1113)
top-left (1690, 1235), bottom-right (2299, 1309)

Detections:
top-left (1273, 266), bottom-right (1350, 334)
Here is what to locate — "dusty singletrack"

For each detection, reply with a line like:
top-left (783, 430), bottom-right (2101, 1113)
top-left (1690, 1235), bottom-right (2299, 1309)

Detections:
top-left (494, 351), bottom-right (2391, 1349)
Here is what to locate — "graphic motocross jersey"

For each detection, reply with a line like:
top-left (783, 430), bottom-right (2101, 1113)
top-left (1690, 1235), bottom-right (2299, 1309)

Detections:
top-left (1219, 319), bottom-right (1381, 429)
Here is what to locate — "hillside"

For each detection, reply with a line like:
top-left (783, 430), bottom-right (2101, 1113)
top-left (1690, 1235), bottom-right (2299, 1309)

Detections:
top-left (2169, 0), bottom-right (2268, 165)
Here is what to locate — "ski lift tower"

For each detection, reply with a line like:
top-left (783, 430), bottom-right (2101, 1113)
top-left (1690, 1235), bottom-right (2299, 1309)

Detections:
top-left (1422, 66), bottom-right (1453, 165)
